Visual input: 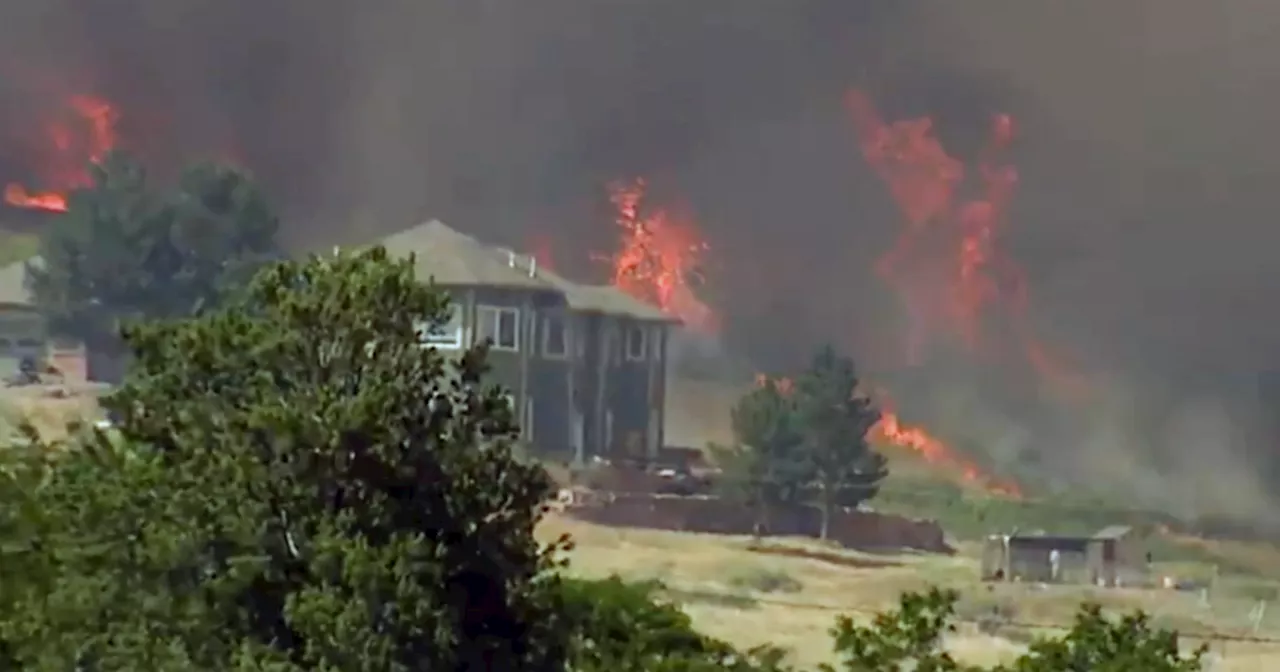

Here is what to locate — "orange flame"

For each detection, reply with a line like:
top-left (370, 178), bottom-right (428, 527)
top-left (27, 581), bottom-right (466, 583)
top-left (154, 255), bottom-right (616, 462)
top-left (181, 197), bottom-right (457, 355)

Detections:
top-left (5, 94), bottom-right (119, 213)
top-left (871, 397), bottom-right (1022, 498)
top-left (846, 90), bottom-right (1085, 398)
top-left (753, 374), bottom-right (1021, 499)
top-left (602, 178), bottom-right (718, 333)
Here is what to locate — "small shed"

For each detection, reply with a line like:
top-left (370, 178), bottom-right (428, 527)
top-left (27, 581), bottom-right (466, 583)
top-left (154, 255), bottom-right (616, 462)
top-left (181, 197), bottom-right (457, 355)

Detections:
top-left (1087, 525), bottom-right (1146, 587)
top-left (981, 525), bottom-right (1147, 587)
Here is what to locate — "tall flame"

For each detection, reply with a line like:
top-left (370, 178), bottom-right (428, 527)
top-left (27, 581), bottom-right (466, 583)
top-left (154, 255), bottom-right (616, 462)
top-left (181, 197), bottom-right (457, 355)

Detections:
top-left (603, 178), bottom-right (719, 333)
top-left (5, 94), bottom-right (119, 213)
top-left (846, 90), bottom-right (1085, 398)
top-left (836, 89), bottom-right (1098, 497)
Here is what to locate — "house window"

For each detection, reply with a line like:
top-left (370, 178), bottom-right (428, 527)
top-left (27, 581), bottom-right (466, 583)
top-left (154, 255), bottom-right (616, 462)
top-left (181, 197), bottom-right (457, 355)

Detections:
top-left (416, 304), bottom-right (463, 349)
top-left (650, 328), bottom-right (663, 361)
top-left (542, 315), bottom-right (568, 359)
top-left (476, 305), bottom-right (520, 351)
top-left (625, 325), bottom-right (647, 361)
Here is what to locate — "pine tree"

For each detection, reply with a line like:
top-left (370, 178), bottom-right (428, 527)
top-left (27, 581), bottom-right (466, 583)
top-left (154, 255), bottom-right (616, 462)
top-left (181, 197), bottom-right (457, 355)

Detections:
top-left (794, 346), bottom-right (887, 540)
top-left (711, 377), bottom-right (809, 538)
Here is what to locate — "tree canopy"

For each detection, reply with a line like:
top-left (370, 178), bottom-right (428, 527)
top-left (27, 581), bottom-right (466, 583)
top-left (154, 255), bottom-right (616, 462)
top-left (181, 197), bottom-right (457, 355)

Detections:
top-left (716, 347), bottom-right (887, 540)
top-left (712, 377), bottom-right (809, 536)
top-left (25, 151), bottom-right (282, 355)
top-left (1, 247), bottom-right (570, 670)
top-left (793, 346), bottom-right (886, 539)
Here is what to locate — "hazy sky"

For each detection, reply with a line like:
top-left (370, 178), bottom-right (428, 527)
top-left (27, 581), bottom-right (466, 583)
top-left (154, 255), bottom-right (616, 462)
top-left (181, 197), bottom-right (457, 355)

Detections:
top-left (1, 0), bottom-right (1278, 386)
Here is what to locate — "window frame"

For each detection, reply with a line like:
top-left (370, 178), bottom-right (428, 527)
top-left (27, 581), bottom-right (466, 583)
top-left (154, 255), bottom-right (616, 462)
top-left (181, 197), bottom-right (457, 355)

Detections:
top-left (624, 324), bottom-right (647, 362)
top-left (541, 314), bottom-right (569, 359)
top-left (476, 305), bottom-right (521, 351)
top-left (649, 326), bottom-right (663, 361)
top-left (416, 304), bottom-right (464, 350)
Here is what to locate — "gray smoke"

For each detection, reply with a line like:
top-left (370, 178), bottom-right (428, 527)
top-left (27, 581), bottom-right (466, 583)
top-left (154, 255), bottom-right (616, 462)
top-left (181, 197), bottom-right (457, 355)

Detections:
top-left (2, 2), bottom-right (1279, 521)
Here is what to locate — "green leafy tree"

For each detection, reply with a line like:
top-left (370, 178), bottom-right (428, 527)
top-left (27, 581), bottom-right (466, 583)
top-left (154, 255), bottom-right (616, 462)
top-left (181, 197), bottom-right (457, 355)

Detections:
top-left (0, 433), bottom-right (56, 669)
top-left (1007, 605), bottom-right (1206, 672)
top-left (0, 247), bottom-right (571, 670)
top-left (711, 378), bottom-right (809, 538)
top-left (793, 346), bottom-right (886, 540)
top-left (823, 588), bottom-right (1206, 672)
top-left (561, 576), bottom-right (791, 671)
top-left (824, 588), bottom-right (972, 671)
top-left (25, 151), bottom-right (281, 368)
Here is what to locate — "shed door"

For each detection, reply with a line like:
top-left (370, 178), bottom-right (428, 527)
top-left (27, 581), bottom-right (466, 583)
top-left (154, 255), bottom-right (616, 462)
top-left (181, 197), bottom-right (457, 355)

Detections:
top-left (1102, 540), bottom-right (1116, 563)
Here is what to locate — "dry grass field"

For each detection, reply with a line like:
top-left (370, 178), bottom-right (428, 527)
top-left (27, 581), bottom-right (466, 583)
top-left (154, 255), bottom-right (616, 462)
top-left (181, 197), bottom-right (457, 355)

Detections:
top-left (539, 514), bottom-right (1280, 670)
top-left (9, 374), bottom-right (1280, 668)
top-left (0, 384), bottom-right (110, 441)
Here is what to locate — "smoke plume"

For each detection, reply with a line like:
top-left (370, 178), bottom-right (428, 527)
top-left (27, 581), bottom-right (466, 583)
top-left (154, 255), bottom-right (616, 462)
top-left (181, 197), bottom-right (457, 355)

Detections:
top-left (2, 2), bottom-right (1279, 522)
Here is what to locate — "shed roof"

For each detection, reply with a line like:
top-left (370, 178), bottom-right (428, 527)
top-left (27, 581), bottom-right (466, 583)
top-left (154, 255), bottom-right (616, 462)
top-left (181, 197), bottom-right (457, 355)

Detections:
top-left (1092, 525), bottom-right (1134, 540)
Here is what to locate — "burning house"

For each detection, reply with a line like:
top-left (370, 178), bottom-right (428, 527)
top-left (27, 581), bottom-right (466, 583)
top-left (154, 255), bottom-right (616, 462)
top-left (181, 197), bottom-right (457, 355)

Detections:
top-left (378, 219), bottom-right (678, 461)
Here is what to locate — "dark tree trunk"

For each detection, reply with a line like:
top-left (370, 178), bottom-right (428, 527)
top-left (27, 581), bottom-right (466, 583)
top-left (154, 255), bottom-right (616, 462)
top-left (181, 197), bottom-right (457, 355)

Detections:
top-left (819, 479), bottom-right (833, 540)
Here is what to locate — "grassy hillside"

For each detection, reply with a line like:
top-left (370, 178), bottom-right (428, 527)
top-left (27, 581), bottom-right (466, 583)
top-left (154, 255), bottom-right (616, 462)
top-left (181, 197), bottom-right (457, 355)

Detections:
top-left (540, 514), bottom-right (1280, 670)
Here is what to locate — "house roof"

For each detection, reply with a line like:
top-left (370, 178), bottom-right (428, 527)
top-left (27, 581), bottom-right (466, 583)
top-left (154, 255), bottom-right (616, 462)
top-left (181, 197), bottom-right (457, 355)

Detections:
top-left (379, 220), bottom-right (678, 323)
top-left (567, 284), bottom-right (675, 323)
top-left (533, 266), bottom-right (676, 323)
top-left (378, 220), bottom-right (557, 292)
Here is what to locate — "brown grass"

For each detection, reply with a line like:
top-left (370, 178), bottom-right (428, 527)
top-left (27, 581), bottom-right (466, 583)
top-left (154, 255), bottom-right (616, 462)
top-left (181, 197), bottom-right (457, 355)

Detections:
top-left (0, 384), bottom-right (108, 440)
top-left (540, 514), bottom-right (1280, 670)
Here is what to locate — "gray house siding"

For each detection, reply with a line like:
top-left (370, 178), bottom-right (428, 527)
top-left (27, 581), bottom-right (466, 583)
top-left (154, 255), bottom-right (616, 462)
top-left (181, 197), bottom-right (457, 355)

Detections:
top-left (570, 316), bottom-right (668, 462)
top-left (436, 285), bottom-right (569, 452)
top-left (607, 319), bottom-right (656, 459)
top-left (577, 313), bottom-right (607, 459)
top-left (526, 306), bottom-right (574, 456)
top-left (381, 220), bottom-right (675, 463)
top-left (648, 326), bottom-right (669, 458)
